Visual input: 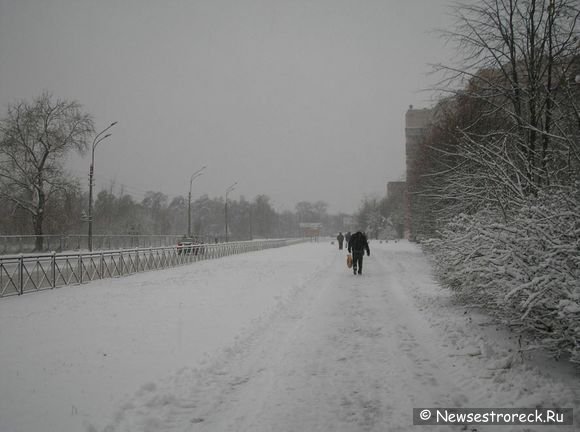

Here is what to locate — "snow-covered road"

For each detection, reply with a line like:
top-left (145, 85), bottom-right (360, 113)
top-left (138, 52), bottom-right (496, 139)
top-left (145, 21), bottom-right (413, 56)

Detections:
top-left (1, 241), bottom-right (577, 432)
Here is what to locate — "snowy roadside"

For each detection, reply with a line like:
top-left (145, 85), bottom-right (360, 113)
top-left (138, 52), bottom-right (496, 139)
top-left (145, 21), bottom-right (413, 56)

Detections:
top-left (99, 241), bottom-right (579, 431)
top-left (0, 241), bottom-right (577, 432)
top-left (393, 241), bottom-right (580, 429)
top-left (0, 243), bottom-right (332, 432)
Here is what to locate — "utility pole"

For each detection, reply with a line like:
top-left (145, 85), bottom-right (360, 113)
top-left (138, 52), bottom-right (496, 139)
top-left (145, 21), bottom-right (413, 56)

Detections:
top-left (88, 121), bottom-right (117, 252)
top-left (187, 166), bottom-right (206, 237)
top-left (249, 207), bottom-right (253, 240)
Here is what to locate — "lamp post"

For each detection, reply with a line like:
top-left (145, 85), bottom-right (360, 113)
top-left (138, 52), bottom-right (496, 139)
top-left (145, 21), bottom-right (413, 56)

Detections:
top-left (88, 121), bottom-right (117, 252)
top-left (187, 166), bottom-right (207, 238)
top-left (224, 181), bottom-right (237, 242)
top-left (249, 207), bottom-right (253, 241)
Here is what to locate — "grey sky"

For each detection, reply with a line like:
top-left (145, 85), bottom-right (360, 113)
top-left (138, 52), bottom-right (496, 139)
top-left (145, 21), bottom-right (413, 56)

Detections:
top-left (0, 0), bottom-right (454, 214)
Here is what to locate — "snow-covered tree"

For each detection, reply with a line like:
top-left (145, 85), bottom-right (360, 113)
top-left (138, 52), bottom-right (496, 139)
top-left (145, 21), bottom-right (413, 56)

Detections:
top-left (413, 0), bottom-right (580, 364)
top-left (0, 93), bottom-right (94, 250)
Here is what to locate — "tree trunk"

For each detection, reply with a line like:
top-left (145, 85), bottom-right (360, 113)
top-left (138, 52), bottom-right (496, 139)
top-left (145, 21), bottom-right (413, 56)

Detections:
top-left (33, 212), bottom-right (44, 251)
top-left (33, 189), bottom-right (46, 251)
top-left (541, 0), bottom-right (555, 186)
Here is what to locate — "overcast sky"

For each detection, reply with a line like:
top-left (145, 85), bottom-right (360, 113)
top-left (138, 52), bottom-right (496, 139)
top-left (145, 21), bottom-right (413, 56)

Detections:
top-left (0, 0), bottom-right (455, 214)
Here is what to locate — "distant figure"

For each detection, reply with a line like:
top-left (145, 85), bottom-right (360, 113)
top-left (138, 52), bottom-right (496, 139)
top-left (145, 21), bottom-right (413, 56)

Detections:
top-left (336, 232), bottom-right (344, 250)
top-left (345, 231), bottom-right (351, 247)
top-left (348, 230), bottom-right (370, 275)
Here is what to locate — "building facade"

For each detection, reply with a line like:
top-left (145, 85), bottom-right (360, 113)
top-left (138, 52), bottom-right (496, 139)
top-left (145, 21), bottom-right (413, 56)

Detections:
top-left (404, 106), bottom-right (432, 240)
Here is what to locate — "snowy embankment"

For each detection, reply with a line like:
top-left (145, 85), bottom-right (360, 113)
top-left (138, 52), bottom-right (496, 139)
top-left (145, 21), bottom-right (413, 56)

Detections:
top-left (0, 241), bottom-right (577, 432)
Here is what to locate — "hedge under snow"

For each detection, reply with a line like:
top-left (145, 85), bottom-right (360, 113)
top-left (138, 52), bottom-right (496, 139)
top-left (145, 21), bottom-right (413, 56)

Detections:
top-left (423, 187), bottom-right (580, 364)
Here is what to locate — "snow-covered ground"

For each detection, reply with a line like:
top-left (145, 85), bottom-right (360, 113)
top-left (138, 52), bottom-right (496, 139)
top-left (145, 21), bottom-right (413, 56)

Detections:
top-left (0, 241), bottom-right (577, 432)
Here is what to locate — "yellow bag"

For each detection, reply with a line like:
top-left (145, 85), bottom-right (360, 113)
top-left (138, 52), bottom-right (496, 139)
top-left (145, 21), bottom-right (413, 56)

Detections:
top-left (346, 254), bottom-right (353, 268)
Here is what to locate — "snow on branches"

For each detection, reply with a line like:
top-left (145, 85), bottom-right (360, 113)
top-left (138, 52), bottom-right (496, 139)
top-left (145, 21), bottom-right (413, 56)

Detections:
top-left (424, 186), bottom-right (580, 364)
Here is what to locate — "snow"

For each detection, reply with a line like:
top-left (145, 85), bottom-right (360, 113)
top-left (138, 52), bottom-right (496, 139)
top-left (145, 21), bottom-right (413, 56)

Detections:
top-left (0, 241), bottom-right (578, 432)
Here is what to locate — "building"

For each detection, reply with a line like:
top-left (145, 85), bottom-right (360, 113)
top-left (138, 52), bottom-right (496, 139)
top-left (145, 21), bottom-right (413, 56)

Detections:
top-left (405, 106), bottom-right (432, 181)
top-left (404, 106), bottom-right (432, 240)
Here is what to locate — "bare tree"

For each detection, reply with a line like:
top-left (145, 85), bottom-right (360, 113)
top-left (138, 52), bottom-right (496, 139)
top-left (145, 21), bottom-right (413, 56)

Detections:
top-left (435, 0), bottom-right (580, 186)
top-left (0, 92), bottom-right (94, 250)
top-left (407, 0), bottom-right (580, 238)
top-left (413, 0), bottom-right (580, 363)
top-left (354, 197), bottom-right (385, 239)
top-left (295, 201), bottom-right (317, 223)
top-left (252, 195), bottom-right (276, 238)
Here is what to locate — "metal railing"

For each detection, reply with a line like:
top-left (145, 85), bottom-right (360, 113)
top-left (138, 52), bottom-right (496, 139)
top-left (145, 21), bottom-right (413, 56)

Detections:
top-left (0, 239), bottom-right (305, 298)
top-left (0, 234), bottom-right (215, 255)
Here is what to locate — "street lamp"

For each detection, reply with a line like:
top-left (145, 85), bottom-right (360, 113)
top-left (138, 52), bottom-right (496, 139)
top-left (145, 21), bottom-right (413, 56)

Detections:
top-left (88, 121), bottom-right (118, 252)
top-left (224, 181), bottom-right (237, 242)
top-left (187, 166), bottom-right (207, 238)
top-left (248, 207), bottom-right (253, 241)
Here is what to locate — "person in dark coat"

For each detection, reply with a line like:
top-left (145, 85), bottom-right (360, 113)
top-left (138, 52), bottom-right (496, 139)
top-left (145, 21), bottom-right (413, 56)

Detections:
top-left (337, 232), bottom-right (344, 250)
top-left (348, 230), bottom-right (370, 275)
top-left (345, 231), bottom-right (351, 246)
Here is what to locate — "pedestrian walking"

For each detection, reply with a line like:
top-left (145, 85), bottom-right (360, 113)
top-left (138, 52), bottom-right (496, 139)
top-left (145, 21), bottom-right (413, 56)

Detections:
top-left (337, 232), bottom-right (344, 250)
top-left (348, 230), bottom-right (370, 275)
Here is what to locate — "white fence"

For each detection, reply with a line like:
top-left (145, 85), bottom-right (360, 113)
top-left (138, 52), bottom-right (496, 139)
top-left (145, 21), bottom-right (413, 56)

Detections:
top-left (0, 239), bottom-right (305, 298)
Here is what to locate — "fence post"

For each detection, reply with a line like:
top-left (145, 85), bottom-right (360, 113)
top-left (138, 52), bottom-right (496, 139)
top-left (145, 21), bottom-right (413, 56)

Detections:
top-left (18, 254), bottom-right (24, 295)
top-left (135, 248), bottom-right (139, 273)
top-left (79, 254), bottom-right (83, 284)
top-left (100, 252), bottom-right (104, 279)
top-left (51, 251), bottom-right (56, 288)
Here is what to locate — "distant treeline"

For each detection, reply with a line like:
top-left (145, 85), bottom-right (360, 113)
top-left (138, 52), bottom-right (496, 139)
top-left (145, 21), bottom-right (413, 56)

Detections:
top-left (0, 92), bottom-right (406, 245)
